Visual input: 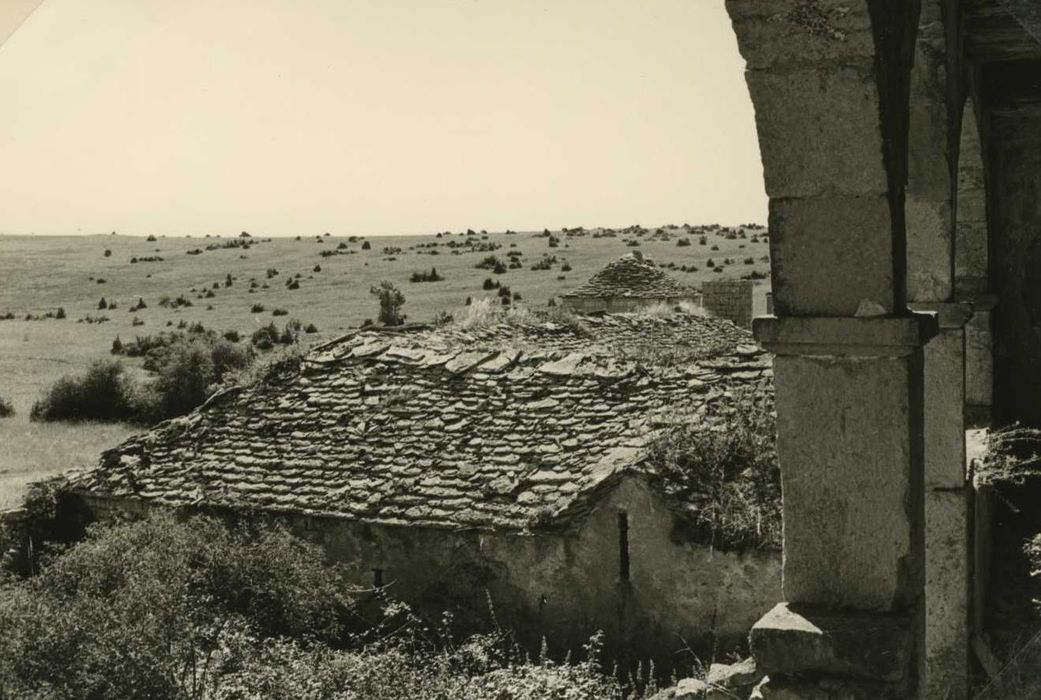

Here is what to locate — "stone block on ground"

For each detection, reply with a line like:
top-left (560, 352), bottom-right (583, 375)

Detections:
top-left (649, 677), bottom-right (709, 699)
top-left (750, 603), bottom-right (912, 683)
top-left (706, 656), bottom-right (762, 695)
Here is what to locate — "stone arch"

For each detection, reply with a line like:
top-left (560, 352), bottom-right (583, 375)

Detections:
top-left (956, 100), bottom-right (988, 298)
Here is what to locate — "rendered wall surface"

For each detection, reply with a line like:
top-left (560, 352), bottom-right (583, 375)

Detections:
top-left (80, 479), bottom-right (781, 676)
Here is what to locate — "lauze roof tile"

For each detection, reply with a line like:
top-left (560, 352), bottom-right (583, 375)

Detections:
top-left (74, 312), bottom-right (772, 532)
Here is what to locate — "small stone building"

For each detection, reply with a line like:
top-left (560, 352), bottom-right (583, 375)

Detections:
top-left (71, 312), bottom-right (778, 672)
top-left (560, 252), bottom-right (696, 313)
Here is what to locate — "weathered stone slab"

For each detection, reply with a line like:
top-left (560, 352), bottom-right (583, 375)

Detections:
top-left (745, 68), bottom-right (888, 199)
top-left (750, 603), bottom-right (913, 683)
top-left (905, 0), bottom-right (954, 305)
top-left (965, 307), bottom-right (993, 411)
top-left (706, 657), bottom-right (761, 696)
top-left (924, 488), bottom-right (970, 700)
top-left (767, 195), bottom-right (896, 315)
top-left (648, 678), bottom-right (709, 700)
top-left (726, 0), bottom-right (876, 71)
top-left (906, 196), bottom-right (953, 303)
top-left (755, 315), bottom-right (936, 357)
top-left (772, 353), bottom-right (922, 610)
top-left (923, 329), bottom-right (967, 489)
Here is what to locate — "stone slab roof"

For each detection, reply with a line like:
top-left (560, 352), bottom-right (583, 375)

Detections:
top-left (562, 253), bottom-right (692, 300)
top-left (73, 312), bottom-right (772, 532)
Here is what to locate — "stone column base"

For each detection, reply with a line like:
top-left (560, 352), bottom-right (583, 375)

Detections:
top-left (748, 603), bottom-right (915, 699)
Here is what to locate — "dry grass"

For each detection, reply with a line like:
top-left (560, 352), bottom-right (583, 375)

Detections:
top-left (0, 418), bottom-right (138, 510)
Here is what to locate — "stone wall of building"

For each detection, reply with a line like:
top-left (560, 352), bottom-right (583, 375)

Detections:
top-left (559, 296), bottom-right (697, 314)
top-left (78, 477), bottom-right (781, 676)
top-left (702, 280), bottom-right (755, 328)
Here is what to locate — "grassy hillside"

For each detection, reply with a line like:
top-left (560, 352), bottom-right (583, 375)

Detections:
top-left (0, 224), bottom-right (769, 506)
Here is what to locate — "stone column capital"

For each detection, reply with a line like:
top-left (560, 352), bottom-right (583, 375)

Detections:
top-left (753, 314), bottom-right (938, 356)
top-left (908, 301), bottom-right (975, 329)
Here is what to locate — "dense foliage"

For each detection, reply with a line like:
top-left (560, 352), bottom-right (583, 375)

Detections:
top-left (0, 514), bottom-right (353, 699)
top-left (0, 515), bottom-right (638, 700)
top-left (30, 331), bottom-right (252, 425)
top-left (646, 390), bottom-right (780, 551)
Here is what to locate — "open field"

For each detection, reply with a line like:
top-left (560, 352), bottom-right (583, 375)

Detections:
top-left (0, 225), bottom-right (769, 506)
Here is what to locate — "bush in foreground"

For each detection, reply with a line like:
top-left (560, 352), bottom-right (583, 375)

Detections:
top-left (0, 514), bottom-right (354, 699)
top-left (0, 514), bottom-right (638, 700)
top-left (0, 394), bottom-right (14, 418)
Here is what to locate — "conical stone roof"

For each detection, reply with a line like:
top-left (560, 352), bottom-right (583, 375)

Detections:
top-left (563, 253), bottom-right (690, 300)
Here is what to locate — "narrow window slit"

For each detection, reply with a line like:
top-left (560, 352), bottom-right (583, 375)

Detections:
top-left (618, 512), bottom-right (630, 581)
top-left (372, 567), bottom-right (384, 588)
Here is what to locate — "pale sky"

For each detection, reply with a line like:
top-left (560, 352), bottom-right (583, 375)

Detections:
top-left (0, 0), bottom-right (766, 237)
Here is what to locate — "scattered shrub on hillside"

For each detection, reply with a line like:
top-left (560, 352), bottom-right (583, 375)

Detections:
top-left (223, 329), bottom-right (241, 342)
top-left (54, 308), bottom-right (66, 319)
top-left (676, 238), bottom-right (691, 247)
top-left (371, 281), bottom-right (406, 326)
top-left (410, 267), bottom-right (444, 283)
top-left (272, 308), bottom-right (289, 317)
top-left (561, 262), bottom-right (572, 272)
top-left (482, 278), bottom-right (499, 290)
top-left (97, 297), bottom-right (107, 310)
top-left (132, 316), bottom-right (145, 326)
top-left (251, 303), bottom-right (265, 313)
top-left (250, 321), bottom-right (302, 351)
top-left (110, 336), bottom-right (123, 354)
top-left (30, 360), bottom-right (135, 423)
top-left (646, 390), bottom-right (780, 551)
top-left (0, 395), bottom-right (14, 418)
top-left (286, 279), bottom-right (300, 290)
top-left (362, 240), bottom-right (372, 250)
top-left (252, 323), bottom-right (279, 350)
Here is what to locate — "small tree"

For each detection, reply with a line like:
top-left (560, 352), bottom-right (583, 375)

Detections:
top-left (370, 281), bottom-right (406, 326)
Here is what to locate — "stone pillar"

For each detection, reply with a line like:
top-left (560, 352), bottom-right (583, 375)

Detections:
top-left (964, 297), bottom-right (994, 426)
top-left (903, 1), bottom-right (972, 695)
top-left (727, 1), bottom-right (931, 696)
top-left (909, 304), bottom-right (972, 700)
